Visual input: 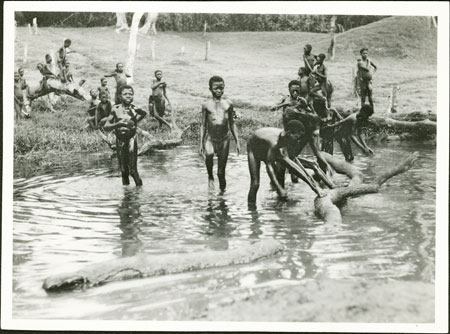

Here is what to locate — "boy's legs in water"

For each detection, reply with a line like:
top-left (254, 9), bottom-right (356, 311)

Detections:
top-left (117, 137), bottom-right (143, 186)
top-left (216, 138), bottom-right (230, 191)
top-left (204, 136), bottom-right (216, 189)
top-left (247, 142), bottom-right (261, 204)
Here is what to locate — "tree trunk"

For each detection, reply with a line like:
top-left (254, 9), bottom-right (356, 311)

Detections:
top-left (314, 152), bottom-right (419, 224)
top-left (42, 239), bottom-right (283, 292)
top-left (369, 116), bottom-right (436, 135)
top-left (115, 12), bottom-right (129, 32)
top-left (126, 12), bottom-right (145, 82)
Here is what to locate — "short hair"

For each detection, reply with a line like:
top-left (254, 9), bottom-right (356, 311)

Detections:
top-left (285, 120), bottom-right (305, 135)
top-left (36, 63), bottom-right (44, 69)
top-left (119, 85), bottom-right (134, 94)
top-left (305, 44), bottom-right (312, 51)
top-left (100, 77), bottom-right (107, 82)
top-left (318, 53), bottom-right (326, 60)
top-left (45, 54), bottom-right (52, 62)
top-left (154, 70), bottom-right (162, 75)
top-left (14, 72), bottom-right (20, 78)
top-left (359, 104), bottom-right (374, 117)
top-left (64, 39), bottom-right (71, 45)
top-left (99, 91), bottom-right (108, 97)
top-left (116, 62), bottom-right (123, 69)
top-left (18, 67), bottom-right (24, 72)
top-left (360, 47), bottom-right (368, 54)
top-left (288, 80), bottom-right (301, 89)
top-left (298, 67), bottom-right (306, 73)
top-left (209, 76), bottom-right (224, 88)
top-left (89, 88), bottom-right (97, 95)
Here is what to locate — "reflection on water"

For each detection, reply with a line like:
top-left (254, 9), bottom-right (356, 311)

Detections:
top-left (12, 142), bottom-right (436, 320)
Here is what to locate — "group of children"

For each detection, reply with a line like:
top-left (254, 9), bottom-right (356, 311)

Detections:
top-left (18, 37), bottom-right (378, 205)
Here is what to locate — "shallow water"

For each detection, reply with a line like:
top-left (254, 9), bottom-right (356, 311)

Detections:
top-left (12, 142), bottom-right (435, 320)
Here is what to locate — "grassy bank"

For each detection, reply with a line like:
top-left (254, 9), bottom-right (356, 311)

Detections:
top-left (13, 16), bottom-right (437, 169)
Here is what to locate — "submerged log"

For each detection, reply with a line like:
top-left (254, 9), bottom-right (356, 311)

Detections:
top-left (42, 239), bottom-right (284, 292)
top-left (369, 116), bottom-right (436, 136)
top-left (314, 152), bottom-right (419, 224)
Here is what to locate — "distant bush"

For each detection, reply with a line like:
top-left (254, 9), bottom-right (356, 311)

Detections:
top-left (15, 12), bottom-right (388, 33)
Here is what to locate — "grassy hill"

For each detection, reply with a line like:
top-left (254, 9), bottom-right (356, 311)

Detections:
top-left (13, 15), bottom-right (437, 166)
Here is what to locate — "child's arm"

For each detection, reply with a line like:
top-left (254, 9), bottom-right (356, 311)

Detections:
top-left (151, 80), bottom-right (165, 90)
top-left (199, 104), bottom-right (207, 157)
top-left (330, 107), bottom-right (344, 121)
top-left (370, 60), bottom-right (377, 73)
top-left (228, 104), bottom-right (240, 155)
top-left (354, 127), bottom-right (374, 154)
top-left (314, 65), bottom-right (327, 80)
top-left (270, 97), bottom-right (288, 111)
top-left (324, 115), bottom-right (350, 129)
top-left (134, 107), bottom-right (147, 123)
top-left (309, 130), bottom-right (334, 176)
top-left (303, 54), bottom-right (314, 73)
top-left (104, 72), bottom-right (116, 78)
top-left (103, 112), bottom-right (124, 132)
top-left (125, 73), bottom-right (132, 78)
top-left (162, 86), bottom-right (171, 105)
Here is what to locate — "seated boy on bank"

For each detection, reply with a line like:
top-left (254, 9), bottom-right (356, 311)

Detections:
top-left (324, 104), bottom-right (374, 162)
top-left (199, 76), bottom-right (240, 192)
top-left (104, 85), bottom-right (147, 186)
top-left (247, 120), bottom-right (326, 204)
top-left (87, 91), bottom-right (112, 130)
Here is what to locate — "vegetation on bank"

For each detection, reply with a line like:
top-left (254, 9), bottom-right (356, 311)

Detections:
top-left (15, 12), bottom-right (388, 33)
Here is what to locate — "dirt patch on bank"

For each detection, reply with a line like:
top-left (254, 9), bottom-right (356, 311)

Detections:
top-left (197, 279), bottom-right (434, 322)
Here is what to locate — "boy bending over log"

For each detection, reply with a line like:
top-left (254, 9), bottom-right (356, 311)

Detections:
top-left (104, 85), bottom-right (147, 186)
top-left (247, 121), bottom-right (325, 204)
top-left (199, 76), bottom-right (240, 191)
top-left (324, 104), bottom-right (374, 162)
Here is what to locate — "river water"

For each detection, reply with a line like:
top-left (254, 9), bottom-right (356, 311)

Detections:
top-left (12, 142), bottom-right (435, 320)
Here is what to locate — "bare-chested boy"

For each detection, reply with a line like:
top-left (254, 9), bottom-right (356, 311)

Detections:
top-left (87, 91), bottom-right (111, 130)
top-left (357, 47), bottom-right (377, 107)
top-left (313, 99), bottom-right (342, 154)
top-left (297, 67), bottom-right (312, 102)
top-left (310, 53), bottom-right (332, 108)
top-left (104, 85), bottom-right (147, 186)
top-left (199, 76), bottom-right (240, 191)
top-left (97, 77), bottom-right (111, 101)
top-left (149, 70), bottom-right (172, 127)
top-left (271, 80), bottom-right (303, 113)
top-left (14, 72), bottom-right (31, 119)
top-left (302, 44), bottom-right (317, 76)
top-left (104, 63), bottom-right (131, 104)
top-left (57, 39), bottom-right (76, 72)
top-left (247, 120), bottom-right (326, 204)
top-left (324, 104), bottom-right (374, 162)
top-left (58, 60), bottom-right (74, 84)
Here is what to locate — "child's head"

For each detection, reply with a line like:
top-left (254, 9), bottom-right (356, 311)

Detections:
top-left (358, 104), bottom-right (374, 120)
top-left (100, 77), bottom-right (107, 86)
top-left (14, 72), bottom-right (20, 82)
top-left (304, 44), bottom-right (312, 53)
top-left (116, 63), bottom-right (124, 72)
top-left (99, 91), bottom-right (108, 102)
top-left (209, 76), bottom-right (225, 97)
top-left (285, 120), bottom-right (306, 143)
top-left (64, 60), bottom-right (70, 68)
top-left (18, 67), bottom-right (24, 76)
top-left (317, 53), bottom-right (326, 62)
top-left (120, 85), bottom-right (134, 105)
top-left (154, 70), bottom-right (162, 79)
top-left (64, 39), bottom-right (71, 48)
top-left (45, 54), bottom-right (52, 64)
top-left (298, 67), bottom-right (307, 77)
top-left (36, 63), bottom-right (44, 71)
top-left (360, 47), bottom-right (369, 57)
top-left (89, 89), bottom-right (98, 98)
top-left (288, 80), bottom-right (301, 99)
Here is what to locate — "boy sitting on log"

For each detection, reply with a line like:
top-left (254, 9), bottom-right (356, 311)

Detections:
top-left (324, 104), bottom-right (374, 162)
top-left (199, 76), bottom-right (240, 192)
top-left (104, 85), bottom-right (147, 186)
top-left (247, 120), bottom-right (326, 204)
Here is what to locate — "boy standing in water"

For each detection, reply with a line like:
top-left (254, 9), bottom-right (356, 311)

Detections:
top-left (324, 104), bottom-right (374, 162)
top-left (104, 63), bottom-right (131, 104)
top-left (357, 47), bottom-right (377, 107)
top-left (104, 85), bottom-right (147, 186)
top-left (199, 76), bottom-right (240, 191)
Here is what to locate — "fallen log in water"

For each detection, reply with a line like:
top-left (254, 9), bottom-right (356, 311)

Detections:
top-left (369, 116), bottom-right (436, 136)
top-left (42, 239), bottom-right (284, 292)
top-left (315, 152), bottom-right (419, 224)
